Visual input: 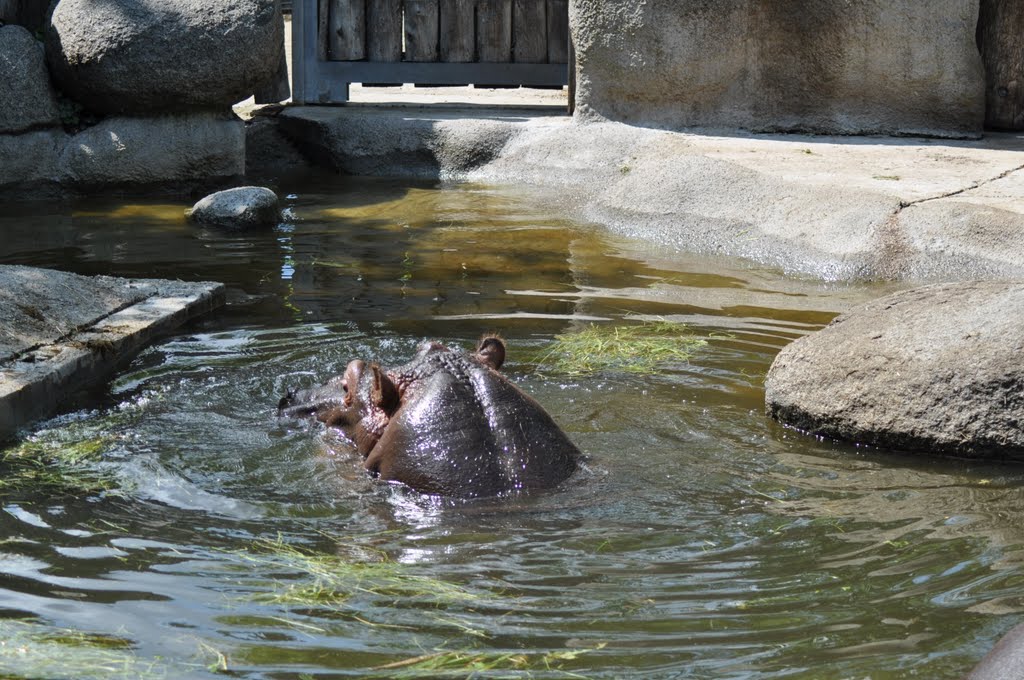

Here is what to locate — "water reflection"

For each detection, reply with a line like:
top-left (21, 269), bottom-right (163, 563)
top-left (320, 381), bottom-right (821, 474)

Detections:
top-left (0, 177), bottom-right (1020, 678)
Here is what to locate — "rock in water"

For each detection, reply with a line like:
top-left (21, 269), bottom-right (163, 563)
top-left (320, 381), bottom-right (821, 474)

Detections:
top-left (187, 186), bottom-right (281, 229)
top-left (45, 0), bottom-right (282, 115)
top-left (0, 25), bottom-right (60, 134)
top-left (765, 281), bottom-right (1024, 460)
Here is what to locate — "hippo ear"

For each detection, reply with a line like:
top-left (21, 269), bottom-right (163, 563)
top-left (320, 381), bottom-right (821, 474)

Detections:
top-left (476, 336), bottom-right (505, 370)
top-left (370, 364), bottom-right (400, 415)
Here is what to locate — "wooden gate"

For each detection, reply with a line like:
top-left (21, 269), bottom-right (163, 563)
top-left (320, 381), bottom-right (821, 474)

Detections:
top-left (291, 0), bottom-right (570, 105)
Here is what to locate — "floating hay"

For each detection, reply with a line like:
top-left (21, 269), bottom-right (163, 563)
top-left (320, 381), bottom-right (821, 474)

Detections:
top-left (0, 619), bottom-right (169, 680)
top-left (372, 643), bottom-right (605, 677)
top-left (0, 431), bottom-right (120, 496)
top-left (538, 320), bottom-right (708, 376)
top-left (230, 537), bottom-right (485, 609)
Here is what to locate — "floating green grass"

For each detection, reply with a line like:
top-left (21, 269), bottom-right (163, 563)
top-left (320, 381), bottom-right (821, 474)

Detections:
top-left (0, 430), bottom-right (120, 496)
top-left (372, 643), bottom-right (605, 678)
top-left (231, 537), bottom-right (485, 609)
top-left (0, 619), bottom-right (167, 680)
top-left (537, 320), bottom-right (708, 376)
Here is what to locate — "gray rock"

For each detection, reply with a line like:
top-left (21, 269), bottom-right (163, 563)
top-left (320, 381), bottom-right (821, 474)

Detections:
top-left (277, 106), bottom-right (520, 178)
top-left (0, 265), bottom-right (225, 440)
top-left (187, 186), bottom-right (281, 229)
top-left (0, 24), bottom-right (60, 134)
top-left (765, 281), bottom-right (1024, 459)
top-left (571, 0), bottom-right (985, 137)
top-left (45, 0), bottom-right (283, 115)
top-left (0, 265), bottom-right (152, 362)
top-left (59, 113), bottom-right (244, 187)
top-left (245, 115), bottom-right (310, 178)
top-left (0, 129), bottom-right (62, 188)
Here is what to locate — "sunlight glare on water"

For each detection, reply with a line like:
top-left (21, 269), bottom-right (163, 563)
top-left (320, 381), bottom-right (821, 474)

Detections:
top-left (0, 177), bottom-right (1023, 679)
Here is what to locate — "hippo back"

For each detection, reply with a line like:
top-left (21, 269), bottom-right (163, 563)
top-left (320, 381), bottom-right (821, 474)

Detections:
top-left (370, 349), bottom-right (579, 497)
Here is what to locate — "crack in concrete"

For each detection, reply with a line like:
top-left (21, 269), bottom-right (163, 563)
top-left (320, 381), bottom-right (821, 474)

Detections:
top-left (899, 162), bottom-right (1024, 209)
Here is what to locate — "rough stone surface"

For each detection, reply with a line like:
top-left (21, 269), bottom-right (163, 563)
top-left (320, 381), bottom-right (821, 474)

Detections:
top-left (0, 266), bottom-right (149, 361)
top-left (0, 265), bottom-right (225, 439)
top-left (765, 282), bottom-right (1024, 460)
top-left (0, 129), bottom-right (62, 188)
top-left (58, 113), bottom-right (244, 187)
top-left (244, 114), bottom-right (311, 178)
top-left (278, 107), bottom-right (1024, 282)
top-left (45, 0), bottom-right (282, 115)
top-left (0, 24), bottom-right (60, 134)
top-left (187, 186), bottom-right (281, 229)
top-left (277, 106), bottom-right (517, 178)
top-left (570, 0), bottom-right (985, 137)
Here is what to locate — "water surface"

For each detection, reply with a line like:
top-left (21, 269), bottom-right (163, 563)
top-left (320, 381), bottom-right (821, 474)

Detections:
top-left (1, 178), bottom-right (1022, 678)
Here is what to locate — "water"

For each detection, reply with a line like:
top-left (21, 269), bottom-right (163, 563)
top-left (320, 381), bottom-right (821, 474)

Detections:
top-left (1, 177), bottom-right (1023, 679)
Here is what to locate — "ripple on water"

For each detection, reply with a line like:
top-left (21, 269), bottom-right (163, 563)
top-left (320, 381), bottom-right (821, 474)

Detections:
top-left (0, 179), bottom-right (1021, 678)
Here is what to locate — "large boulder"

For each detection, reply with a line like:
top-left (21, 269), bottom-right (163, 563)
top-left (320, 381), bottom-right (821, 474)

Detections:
top-left (765, 282), bottom-right (1024, 459)
top-left (45, 0), bottom-right (283, 115)
top-left (0, 24), bottom-right (60, 133)
top-left (58, 113), bottom-right (244, 186)
top-left (571, 0), bottom-right (985, 137)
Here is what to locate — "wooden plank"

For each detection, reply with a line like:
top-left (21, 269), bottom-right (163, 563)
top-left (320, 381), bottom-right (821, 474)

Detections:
top-left (0, 0), bottom-right (48, 31)
top-left (512, 0), bottom-right (546, 63)
top-left (367, 0), bottom-right (402, 61)
top-left (328, 0), bottom-right (366, 61)
top-left (0, 0), bottom-right (19, 24)
top-left (440, 0), bottom-right (475, 62)
top-left (545, 0), bottom-right (567, 64)
top-left (978, 0), bottom-right (1024, 130)
top-left (292, 0), bottom-right (310, 102)
top-left (405, 0), bottom-right (440, 62)
top-left (299, 0), bottom-right (349, 102)
top-left (317, 0), bottom-right (330, 61)
top-left (477, 0), bottom-right (511, 63)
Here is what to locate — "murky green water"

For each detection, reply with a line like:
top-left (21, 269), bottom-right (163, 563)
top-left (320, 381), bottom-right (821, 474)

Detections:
top-left (1, 178), bottom-right (1023, 679)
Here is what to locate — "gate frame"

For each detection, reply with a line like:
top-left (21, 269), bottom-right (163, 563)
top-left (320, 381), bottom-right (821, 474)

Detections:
top-left (291, 0), bottom-right (571, 104)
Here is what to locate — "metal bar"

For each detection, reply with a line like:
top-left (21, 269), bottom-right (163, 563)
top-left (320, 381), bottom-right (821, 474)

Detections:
top-left (312, 60), bottom-right (567, 87)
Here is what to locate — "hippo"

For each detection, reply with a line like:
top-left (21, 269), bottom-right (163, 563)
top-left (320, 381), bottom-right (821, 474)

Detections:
top-left (966, 623), bottom-right (1024, 680)
top-left (278, 336), bottom-right (580, 498)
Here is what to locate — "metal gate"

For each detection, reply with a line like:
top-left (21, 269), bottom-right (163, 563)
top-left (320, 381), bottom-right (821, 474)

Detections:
top-left (291, 0), bottom-right (570, 104)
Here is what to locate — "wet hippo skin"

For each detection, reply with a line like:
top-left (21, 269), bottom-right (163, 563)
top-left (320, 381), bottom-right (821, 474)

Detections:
top-left (279, 336), bottom-right (581, 498)
top-left (966, 623), bottom-right (1024, 680)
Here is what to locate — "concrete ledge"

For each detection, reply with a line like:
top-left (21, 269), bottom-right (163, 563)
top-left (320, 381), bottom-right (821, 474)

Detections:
top-left (0, 266), bottom-right (225, 440)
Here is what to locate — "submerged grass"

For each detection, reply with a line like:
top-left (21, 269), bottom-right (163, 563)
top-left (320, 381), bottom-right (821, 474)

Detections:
top-left (537, 320), bottom-right (708, 376)
top-left (0, 619), bottom-right (167, 680)
top-left (231, 537), bottom-right (485, 609)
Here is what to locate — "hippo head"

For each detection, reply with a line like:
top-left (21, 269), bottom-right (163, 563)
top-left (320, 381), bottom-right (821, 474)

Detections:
top-left (320, 337), bottom-right (505, 458)
top-left (278, 336), bottom-right (579, 497)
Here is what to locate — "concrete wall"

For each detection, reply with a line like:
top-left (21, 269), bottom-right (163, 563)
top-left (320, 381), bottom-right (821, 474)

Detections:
top-left (571, 0), bottom-right (986, 138)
